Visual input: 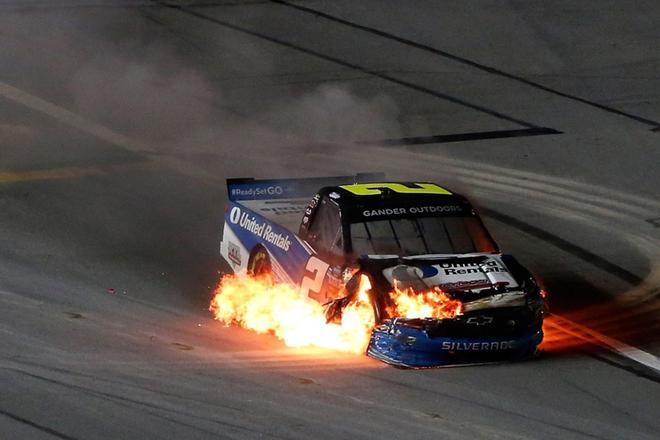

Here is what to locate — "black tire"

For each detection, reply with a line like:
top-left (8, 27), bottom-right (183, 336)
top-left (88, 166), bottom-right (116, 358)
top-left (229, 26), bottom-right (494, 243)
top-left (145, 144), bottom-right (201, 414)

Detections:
top-left (248, 247), bottom-right (272, 276)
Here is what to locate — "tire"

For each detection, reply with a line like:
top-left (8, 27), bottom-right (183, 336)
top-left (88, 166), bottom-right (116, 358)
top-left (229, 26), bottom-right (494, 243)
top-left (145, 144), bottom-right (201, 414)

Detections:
top-left (248, 247), bottom-right (272, 276)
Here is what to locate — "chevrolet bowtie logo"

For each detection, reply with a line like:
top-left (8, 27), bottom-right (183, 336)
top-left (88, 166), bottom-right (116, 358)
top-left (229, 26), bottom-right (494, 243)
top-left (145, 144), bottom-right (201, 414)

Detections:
top-left (466, 315), bottom-right (494, 325)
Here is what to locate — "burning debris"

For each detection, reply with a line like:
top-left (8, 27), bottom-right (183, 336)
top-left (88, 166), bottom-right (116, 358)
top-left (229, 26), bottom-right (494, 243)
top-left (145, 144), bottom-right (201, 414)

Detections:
top-left (209, 272), bottom-right (465, 354)
top-left (387, 285), bottom-right (463, 320)
top-left (210, 273), bottom-right (375, 353)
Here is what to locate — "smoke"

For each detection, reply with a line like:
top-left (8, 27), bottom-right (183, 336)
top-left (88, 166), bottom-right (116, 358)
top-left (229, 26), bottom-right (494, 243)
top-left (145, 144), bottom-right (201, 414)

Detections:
top-left (259, 84), bottom-right (401, 144)
top-left (1, 3), bottom-right (402, 159)
top-left (71, 48), bottom-right (217, 146)
top-left (0, 2), bottom-right (405, 298)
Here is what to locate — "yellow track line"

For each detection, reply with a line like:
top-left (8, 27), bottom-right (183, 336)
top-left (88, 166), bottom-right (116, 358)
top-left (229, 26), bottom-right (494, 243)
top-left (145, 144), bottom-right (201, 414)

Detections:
top-left (0, 80), bottom-right (221, 184)
top-left (0, 161), bottom-right (156, 184)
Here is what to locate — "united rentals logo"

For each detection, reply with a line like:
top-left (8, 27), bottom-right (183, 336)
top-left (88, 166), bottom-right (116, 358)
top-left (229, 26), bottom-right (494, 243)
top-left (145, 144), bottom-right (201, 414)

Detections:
top-left (439, 259), bottom-right (509, 275)
top-left (229, 206), bottom-right (292, 251)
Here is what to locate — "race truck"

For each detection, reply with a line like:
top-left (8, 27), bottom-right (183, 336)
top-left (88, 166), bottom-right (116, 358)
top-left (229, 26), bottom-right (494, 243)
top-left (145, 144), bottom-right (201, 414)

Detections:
top-left (220, 174), bottom-right (545, 367)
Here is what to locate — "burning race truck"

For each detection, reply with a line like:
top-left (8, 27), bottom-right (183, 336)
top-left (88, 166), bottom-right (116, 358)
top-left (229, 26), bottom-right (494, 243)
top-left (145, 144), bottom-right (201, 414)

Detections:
top-left (215, 174), bottom-right (545, 368)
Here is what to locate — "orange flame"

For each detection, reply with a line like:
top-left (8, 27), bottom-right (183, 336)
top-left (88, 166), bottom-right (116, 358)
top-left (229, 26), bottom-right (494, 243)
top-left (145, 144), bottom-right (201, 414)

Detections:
top-left (209, 273), bottom-right (375, 353)
top-left (388, 285), bottom-right (462, 319)
top-left (210, 273), bottom-right (463, 353)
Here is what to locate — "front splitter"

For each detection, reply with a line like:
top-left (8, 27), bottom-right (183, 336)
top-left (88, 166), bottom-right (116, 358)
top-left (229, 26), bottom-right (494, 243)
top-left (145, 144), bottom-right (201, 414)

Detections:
top-left (367, 322), bottom-right (543, 368)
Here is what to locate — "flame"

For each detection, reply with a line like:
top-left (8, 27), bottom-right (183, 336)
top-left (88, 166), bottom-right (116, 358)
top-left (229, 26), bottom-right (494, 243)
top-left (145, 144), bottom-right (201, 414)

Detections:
top-left (209, 273), bottom-right (375, 353)
top-left (210, 273), bottom-right (463, 353)
top-left (388, 285), bottom-right (462, 319)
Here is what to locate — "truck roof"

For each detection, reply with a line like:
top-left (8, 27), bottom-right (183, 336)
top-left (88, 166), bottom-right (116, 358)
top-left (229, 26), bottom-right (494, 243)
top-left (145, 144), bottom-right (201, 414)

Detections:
top-left (318, 182), bottom-right (475, 223)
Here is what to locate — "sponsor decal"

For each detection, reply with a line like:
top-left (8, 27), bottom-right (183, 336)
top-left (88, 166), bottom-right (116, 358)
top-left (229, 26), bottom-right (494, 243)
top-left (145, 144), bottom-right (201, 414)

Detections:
top-left (384, 259), bottom-right (518, 293)
top-left (417, 265), bottom-right (439, 278)
top-left (230, 185), bottom-right (283, 198)
top-left (439, 259), bottom-right (509, 275)
top-left (261, 225), bottom-right (292, 251)
top-left (301, 193), bottom-right (320, 229)
top-left (229, 207), bottom-right (292, 251)
top-left (261, 206), bottom-right (305, 215)
top-left (439, 280), bottom-right (494, 290)
top-left (340, 182), bottom-right (452, 196)
top-left (465, 315), bottom-right (494, 326)
top-left (363, 207), bottom-right (407, 217)
top-left (362, 205), bottom-right (463, 217)
top-left (441, 340), bottom-right (515, 351)
top-left (409, 205), bottom-right (461, 214)
top-left (403, 336), bottom-right (416, 345)
top-left (228, 242), bottom-right (242, 266)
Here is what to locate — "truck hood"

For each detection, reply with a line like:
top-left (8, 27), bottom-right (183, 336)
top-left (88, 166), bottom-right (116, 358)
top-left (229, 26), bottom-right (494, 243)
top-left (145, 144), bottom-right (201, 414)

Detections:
top-left (360, 253), bottom-right (527, 312)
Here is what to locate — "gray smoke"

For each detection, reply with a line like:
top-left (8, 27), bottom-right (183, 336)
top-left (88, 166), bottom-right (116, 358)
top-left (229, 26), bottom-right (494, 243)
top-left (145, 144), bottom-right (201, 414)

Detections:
top-left (1, 2), bottom-right (403, 164)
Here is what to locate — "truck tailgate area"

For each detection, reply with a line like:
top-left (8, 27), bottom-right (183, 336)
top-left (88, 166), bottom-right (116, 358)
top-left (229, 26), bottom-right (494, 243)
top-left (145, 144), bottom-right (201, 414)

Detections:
top-left (239, 198), bottom-right (310, 232)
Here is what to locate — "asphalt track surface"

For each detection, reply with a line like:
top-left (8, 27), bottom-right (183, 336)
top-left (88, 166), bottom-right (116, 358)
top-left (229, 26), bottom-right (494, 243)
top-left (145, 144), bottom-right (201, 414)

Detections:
top-left (1, 1), bottom-right (659, 438)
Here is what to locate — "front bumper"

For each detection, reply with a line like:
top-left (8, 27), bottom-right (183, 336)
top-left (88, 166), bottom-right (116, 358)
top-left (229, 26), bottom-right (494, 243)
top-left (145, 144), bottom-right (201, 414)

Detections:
top-left (367, 318), bottom-right (543, 368)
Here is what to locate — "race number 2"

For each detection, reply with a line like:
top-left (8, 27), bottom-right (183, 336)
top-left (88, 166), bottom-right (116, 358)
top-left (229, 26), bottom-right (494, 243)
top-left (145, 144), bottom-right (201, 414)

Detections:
top-left (301, 256), bottom-right (330, 301)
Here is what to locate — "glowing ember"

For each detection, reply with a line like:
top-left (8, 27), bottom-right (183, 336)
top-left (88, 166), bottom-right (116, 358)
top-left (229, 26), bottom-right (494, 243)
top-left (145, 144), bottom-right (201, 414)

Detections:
top-left (388, 285), bottom-right (462, 319)
top-left (209, 273), bottom-right (375, 353)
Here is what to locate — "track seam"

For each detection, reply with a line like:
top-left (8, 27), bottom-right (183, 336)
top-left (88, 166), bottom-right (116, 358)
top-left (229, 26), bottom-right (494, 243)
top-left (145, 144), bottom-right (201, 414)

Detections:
top-left (4, 368), bottom-right (283, 439)
top-left (358, 127), bottom-right (561, 145)
top-left (480, 207), bottom-right (642, 285)
top-left (153, 0), bottom-right (552, 130)
top-left (0, 408), bottom-right (80, 440)
top-left (271, 0), bottom-right (660, 130)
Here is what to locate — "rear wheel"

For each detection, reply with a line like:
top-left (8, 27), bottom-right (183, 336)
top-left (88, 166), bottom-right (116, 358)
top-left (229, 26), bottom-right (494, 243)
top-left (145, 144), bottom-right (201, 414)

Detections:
top-left (248, 247), bottom-right (272, 276)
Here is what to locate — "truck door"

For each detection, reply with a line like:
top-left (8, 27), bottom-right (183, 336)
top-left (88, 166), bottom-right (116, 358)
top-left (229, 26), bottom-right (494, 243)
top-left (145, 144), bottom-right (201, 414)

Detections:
top-left (300, 196), bottom-right (344, 302)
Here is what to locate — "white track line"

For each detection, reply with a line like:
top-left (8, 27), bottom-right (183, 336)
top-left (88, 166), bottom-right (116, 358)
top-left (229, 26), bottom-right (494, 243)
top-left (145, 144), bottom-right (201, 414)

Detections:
top-left (407, 150), bottom-right (660, 211)
top-left (350, 146), bottom-right (660, 217)
top-left (327, 147), bottom-right (660, 250)
top-left (0, 81), bottom-right (150, 154)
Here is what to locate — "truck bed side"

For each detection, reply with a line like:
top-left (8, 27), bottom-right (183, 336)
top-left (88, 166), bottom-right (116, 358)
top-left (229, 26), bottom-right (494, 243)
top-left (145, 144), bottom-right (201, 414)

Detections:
top-left (220, 199), bottom-right (311, 284)
top-left (220, 174), bottom-right (382, 285)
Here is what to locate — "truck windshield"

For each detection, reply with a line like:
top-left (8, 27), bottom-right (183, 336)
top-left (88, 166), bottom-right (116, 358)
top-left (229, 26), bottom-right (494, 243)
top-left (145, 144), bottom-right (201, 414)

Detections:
top-left (350, 216), bottom-right (497, 256)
